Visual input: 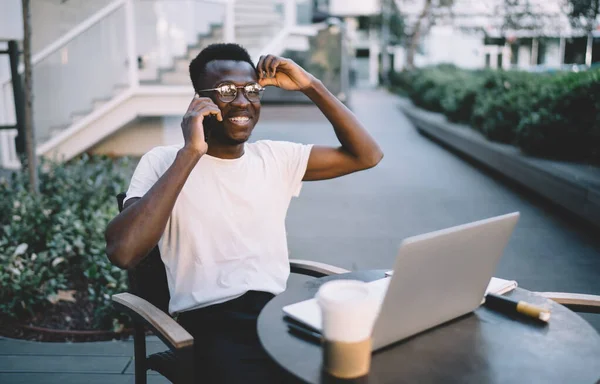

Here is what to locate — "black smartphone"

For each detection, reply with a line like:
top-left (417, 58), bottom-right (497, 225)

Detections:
top-left (203, 114), bottom-right (218, 140)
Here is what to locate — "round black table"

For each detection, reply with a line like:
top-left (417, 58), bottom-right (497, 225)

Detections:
top-left (258, 270), bottom-right (600, 383)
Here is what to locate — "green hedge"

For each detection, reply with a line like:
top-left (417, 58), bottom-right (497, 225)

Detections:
top-left (0, 155), bottom-right (133, 331)
top-left (391, 65), bottom-right (600, 163)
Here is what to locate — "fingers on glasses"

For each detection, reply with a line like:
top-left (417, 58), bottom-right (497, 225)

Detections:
top-left (258, 54), bottom-right (283, 79)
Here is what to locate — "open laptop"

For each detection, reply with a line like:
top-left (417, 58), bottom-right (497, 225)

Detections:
top-left (283, 212), bottom-right (520, 351)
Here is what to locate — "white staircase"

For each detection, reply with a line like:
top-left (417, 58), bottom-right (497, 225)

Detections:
top-left (1, 0), bottom-right (302, 164)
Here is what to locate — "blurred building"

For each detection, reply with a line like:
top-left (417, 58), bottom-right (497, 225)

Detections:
top-left (393, 0), bottom-right (600, 70)
top-left (0, 0), bottom-right (350, 167)
top-left (318, 0), bottom-right (599, 82)
top-left (1, 0), bottom-right (597, 168)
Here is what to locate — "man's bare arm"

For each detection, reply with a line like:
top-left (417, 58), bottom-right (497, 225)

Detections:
top-left (105, 148), bottom-right (202, 269)
top-left (104, 96), bottom-right (221, 269)
top-left (257, 55), bottom-right (383, 181)
top-left (301, 80), bottom-right (383, 180)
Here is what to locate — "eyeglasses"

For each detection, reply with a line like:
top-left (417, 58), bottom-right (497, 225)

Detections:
top-left (197, 82), bottom-right (265, 103)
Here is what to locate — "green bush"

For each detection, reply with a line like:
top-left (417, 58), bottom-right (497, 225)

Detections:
top-left (391, 65), bottom-right (600, 163)
top-left (439, 71), bottom-right (482, 123)
top-left (470, 71), bottom-right (549, 143)
top-left (404, 65), bottom-right (461, 113)
top-left (0, 155), bottom-right (133, 330)
top-left (516, 70), bottom-right (600, 161)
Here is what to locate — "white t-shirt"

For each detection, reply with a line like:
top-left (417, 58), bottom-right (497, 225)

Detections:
top-left (125, 140), bottom-right (313, 315)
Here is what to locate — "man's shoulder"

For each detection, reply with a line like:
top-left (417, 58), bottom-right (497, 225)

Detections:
top-left (138, 144), bottom-right (182, 172)
top-left (143, 144), bottom-right (182, 161)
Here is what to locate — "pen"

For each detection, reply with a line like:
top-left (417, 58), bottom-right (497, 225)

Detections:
top-left (287, 323), bottom-right (322, 344)
top-left (484, 293), bottom-right (551, 322)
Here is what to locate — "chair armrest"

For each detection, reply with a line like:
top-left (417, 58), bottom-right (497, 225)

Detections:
top-left (289, 259), bottom-right (350, 278)
top-left (112, 293), bottom-right (194, 349)
top-left (535, 292), bottom-right (600, 314)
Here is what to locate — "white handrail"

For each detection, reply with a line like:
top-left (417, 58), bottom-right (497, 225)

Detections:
top-left (253, 0), bottom-right (307, 62)
top-left (1, 0), bottom-right (231, 88)
top-left (124, 0), bottom-right (138, 87)
top-left (224, 0), bottom-right (236, 42)
top-left (0, 129), bottom-right (20, 169)
top-left (33, 0), bottom-right (126, 67)
top-left (0, 0), bottom-right (126, 88)
top-left (254, 24), bottom-right (324, 63)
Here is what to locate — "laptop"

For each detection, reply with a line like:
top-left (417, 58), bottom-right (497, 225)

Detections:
top-left (283, 212), bottom-right (520, 351)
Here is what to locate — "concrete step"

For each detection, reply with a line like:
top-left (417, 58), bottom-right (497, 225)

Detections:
top-left (187, 39), bottom-right (224, 58)
top-left (235, 4), bottom-right (276, 13)
top-left (45, 124), bottom-right (69, 142)
top-left (92, 98), bottom-right (110, 110)
top-left (234, 16), bottom-right (283, 26)
top-left (174, 58), bottom-right (190, 72)
top-left (236, 0), bottom-right (278, 5)
top-left (234, 12), bottom-right (281, 21)
top-left (112, 83), bottom-right (130, 97)
top-left (234, 26), bottom-right (283, 38)
top-left (204, 25), bottom-right (224, 39)
top-left (71, 111), bottom-right (89, 125)
top-left (160, 71), bottom-right (192, 85)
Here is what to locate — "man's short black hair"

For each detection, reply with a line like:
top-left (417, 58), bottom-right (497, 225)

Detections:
top-left (189, 43), bottom-right (256, 92)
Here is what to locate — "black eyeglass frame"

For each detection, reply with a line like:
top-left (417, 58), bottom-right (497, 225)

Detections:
top-left (197, 82), bottom-right (265, 103)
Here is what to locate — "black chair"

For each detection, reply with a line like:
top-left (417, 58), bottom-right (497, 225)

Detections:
top-left (111, 193), bottom-right (350, 384)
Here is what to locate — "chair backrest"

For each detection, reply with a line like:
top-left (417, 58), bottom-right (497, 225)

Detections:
top-left (117, 193), bottom-right (171, 314)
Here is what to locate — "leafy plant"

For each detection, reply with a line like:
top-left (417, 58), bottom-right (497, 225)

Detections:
top-left (0, 154), bottom-right (134, 330)
top-left (516, 69), bottom-right (600, 161)
top-left (390, 65), bottom-right (600, 163)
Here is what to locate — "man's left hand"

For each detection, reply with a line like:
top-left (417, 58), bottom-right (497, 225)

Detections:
top-left (257, 55), bottom-right (315, 92)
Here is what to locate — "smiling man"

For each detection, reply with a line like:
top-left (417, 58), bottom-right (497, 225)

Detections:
top-left (105, 43), bottom-right (382, 383)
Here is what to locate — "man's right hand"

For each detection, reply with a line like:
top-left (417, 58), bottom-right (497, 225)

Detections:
top-left (181, 95), bottom-right (223, 156)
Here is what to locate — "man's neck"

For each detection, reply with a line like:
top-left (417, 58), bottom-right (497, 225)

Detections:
top-left (205, 142), bottom-right (245, 159)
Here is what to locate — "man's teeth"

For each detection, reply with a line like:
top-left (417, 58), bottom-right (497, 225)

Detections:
top-left (229, 117), bottom-right (249, 122)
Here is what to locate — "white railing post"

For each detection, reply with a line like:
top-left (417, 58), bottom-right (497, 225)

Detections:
top-left (224, 0), bottom-right (236, 43)
top-left (0, 129), bottom-right (20, 170)
top-left (0, 131), bottom-right (9, 168)
top-left (559, 36), bottom-right (566, 67)
top-left (284, 0), bottom-right (296, 27)
top-left (125, 0), bottom-right (139, 87)
top-left (585, 32), bottom-right (593, 67)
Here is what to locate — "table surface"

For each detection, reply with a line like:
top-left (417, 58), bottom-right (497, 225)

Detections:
top-left (258, 270), bottom-right (600, 384)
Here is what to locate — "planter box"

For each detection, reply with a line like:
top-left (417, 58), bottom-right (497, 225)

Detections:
top-left (398, 98), bottom-right (600, 229)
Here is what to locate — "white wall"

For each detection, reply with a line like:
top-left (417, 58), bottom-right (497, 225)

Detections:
top-left (162, 116), bottom-right (184, 147)
top-left (543, 38), bottom-right (562, 67)
top-left (0, 43), bottom-right (15, 126)
top-left (518, 44), bottom-right (532, 68)
top-left (420, 26), bottom-right (483, 69)
top-left (392, 26), bottom-right (484, 70)
top-left (0, 0), bottom-right (23, 41)
top-left (90, 117), bottom-right (165, 157)
top-left (329, 0), bottom-right (380, 16)
top-left (0, 0), bottom-right (22, 128)
top-left (90, 116), bottom-right (183, 157)
top-left (30, 0), bottom-right (113, 54)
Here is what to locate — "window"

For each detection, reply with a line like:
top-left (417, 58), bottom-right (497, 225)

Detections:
top-left (357, 16), bottom-right (370, 31)
top-left (356, 48), bottom-right (370, 58)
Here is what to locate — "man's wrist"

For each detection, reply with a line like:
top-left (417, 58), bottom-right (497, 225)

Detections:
top-left (178, 146), bottom-right (204, 163)
top-left (301, 78), bottom-right (325, 97)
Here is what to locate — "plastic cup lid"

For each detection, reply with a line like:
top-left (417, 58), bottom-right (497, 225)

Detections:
top-left (316, 280), bottom-right (370, 308)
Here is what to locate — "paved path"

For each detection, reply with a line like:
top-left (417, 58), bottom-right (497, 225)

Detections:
top-left (1, 89), bottom-right (598, 383)
top-left (264, 89), bottom-right (600, 302)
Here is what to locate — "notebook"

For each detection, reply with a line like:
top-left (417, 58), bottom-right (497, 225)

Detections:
top-left (282, 276), bottom-right (518, 332)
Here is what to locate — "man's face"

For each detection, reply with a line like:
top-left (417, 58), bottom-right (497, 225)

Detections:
top-left (200, 60), bottom-right (261, 145)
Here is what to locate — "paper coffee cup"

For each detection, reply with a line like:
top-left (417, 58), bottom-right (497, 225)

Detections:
top-left (316, 280), bottom-right (378, 378)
